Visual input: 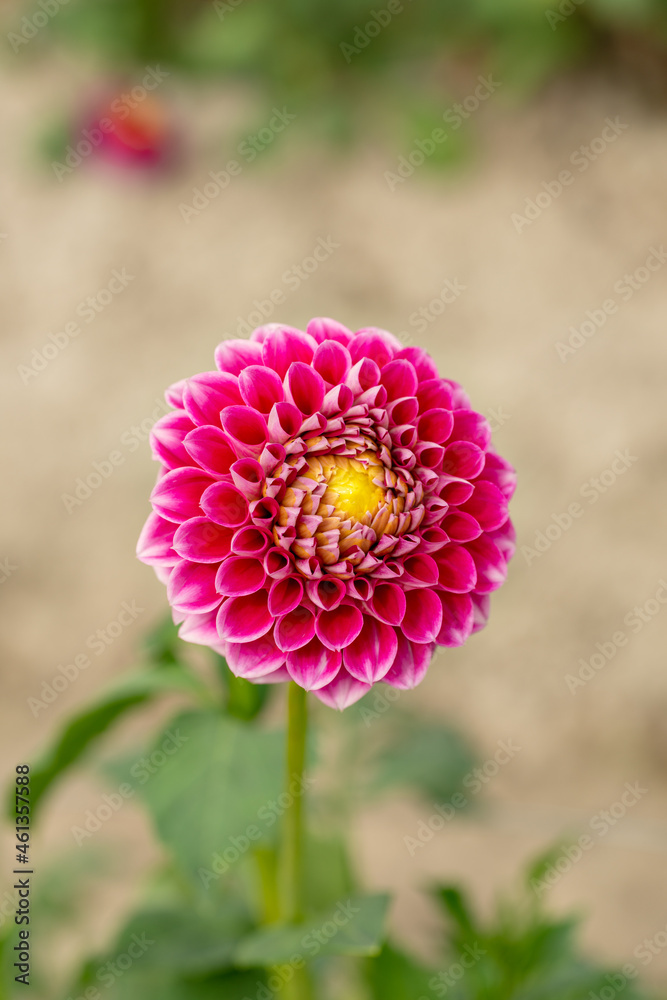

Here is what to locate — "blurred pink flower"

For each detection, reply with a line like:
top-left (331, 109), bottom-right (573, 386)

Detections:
top-left (87, 92), bottom-right (177, 170)
top-left (137, 320), bottom-right (516, 709)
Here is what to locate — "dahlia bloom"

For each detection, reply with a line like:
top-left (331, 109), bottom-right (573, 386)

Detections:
top-left (137, 320), bottom-right (516, 709)
top-left (86, 92), bottom-right (177, 171)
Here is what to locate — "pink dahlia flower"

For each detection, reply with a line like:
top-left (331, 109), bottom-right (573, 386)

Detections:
top-left (137, 320), bottom-right (516, 709)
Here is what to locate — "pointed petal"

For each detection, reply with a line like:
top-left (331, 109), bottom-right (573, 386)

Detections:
top-left (216, 592), bottom-right (273, 643)
top-left (183, 372), bottom-right (242, 426)
top-left (436, 592), bottom-right (474, 647)
top-left (312, 667), bottom-right (370, 710)
top-left (402, 588), bottom-right (443, 643)
top-left (238, 365), bottom-right (284, 413)
top-left (268, 576), bottom-right (303, 616)
top-left (200, 481), bottom-right (249, 528)
top-left (167, 561), bottom-right (221, 613)
top-left (215, 556), bottom-right (266, 597)
top-left (274, 607), bottom-right (316, 652)
top-left (173, 517), bottom-right (233, 563)
top-left (435, 544), bottom-right (477, 593)
top-left (315, 604), bottom-right (363, 651)
top-left (136, 512), bottom-right (179, 566)
top-left (343, 616), bottom-right (397, 684)
top-left (220, 405), bottom-right (268, 459)
top-left (261, 325), bottom-right (317, 378)
top-left (150, 467), bottom-right (216, 523)
top-left (184, 425), bottom-right (236, 476)
top-left (286, 637), bottom-right (342, 690)
top-left (383, 633), bottom-right (433, 689)
top-left (225, 632), bottom-right (286, 679)
top-left (214, 338), bottom-right (263, 376)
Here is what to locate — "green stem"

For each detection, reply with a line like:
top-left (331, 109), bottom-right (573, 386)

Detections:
top-left (282, 682), bottom-right (308, 923)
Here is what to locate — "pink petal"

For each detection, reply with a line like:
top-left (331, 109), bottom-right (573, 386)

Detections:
top-left (489, 519), bottom-right (516, 563)
top-left (183, 372), bottom-right (242, 426)
top-left (312, 340), bottom-right (352, 386)
top-left (346, 358), bottom-right (380, 396)
top-left (321, 384), bottom-right (354, 417)
top-left (417, 379), bottom-right (455, 413)
top-left (466, 535), bottom-right (507, 593)
top-left (343, 616), bottom-right (398, 684)
top-left (402, 588), bottom-right (443, 643)
top-left (348, 330), bottom-right (396, 368)
top-left (268, 576), bottom-right (303, 616)
top-left (200, 481), bottom-right (249, 528)
top-left (471, 592), bottom-right (491, 632)
top-left (225, 632), bottom-right (286, 679)
top-left (450, 410), bottom-right (491, 450)
top-left (394, 346), bottom-right (439, 380)
top-left (306, 317), bottom-right (353, 345)
top-left (315, 604), bottom-right (364, 651)
top-left (371, 582), bottom-right (406, 625)
top-left (386, 397), bottom-right (419, 426)
top-left (184, 426), bottom-right (236, 476)
top-left (173, 517), bottom-right (233, 563)
top-left (436, 592), bottom-right (474, 647)
top-left (214, 339), bottom-right (263, 376)
top-left (312, 667), bottom-right (371, 710)
top-left (460, 481), bottom-right (508, 531)
top-left (380, 360), bottom-right (418, 401)
top-left (220, 405), bottom-right (268, 459)
top-left (480, 453), bottom-right (517, 501)
top-left (136, 512), bottom-right (179, 566)
top-left (384, 633), bottom-right (433, 689)
top-left (443, 378), bottom-right (471, 409)
top-left (229, 458), bottom-right (265, 501)
top-left (306, 578), bottom-right (346, 611)
top-left (259, 442), bottom-right (286, 476)
top-left (440, 512), bottom-right (482, 543)
top-left (439, 476), bottom-right (475, 506)
top-left (165, 378), bottom-right (186, 408)
top-left (178, 609), bottom-right (220, 646)
top-left (274, 607), bottom-right (316, 652)
top-left (168, 561), bottom-right (221, 614)
top-left (286, 637), bottom-right (342, 691)
top-left (216, 592), bottom-right (273, 643)
top-left (414, 442), bottom-right (445, 469)
top-left (238, 365), bottom-right (284, 413)
top-left (261, 325), bottom-right (317, 378)
top-left (231, 525), bottom-right (271, 558)
top-left (267, 402), bottom-right (303, 443)
top-left (442, 441), bottom-right (486, 480)
top-left (150, 410), bottom-right (195, 469)
top-left (417, 526), bottom-right (450, 554)
top-left (215, 556), bottom-right (266, 597)
top-left (151, 467), bottom-right (216, 523)
top-left (284, 362), bottom-right (325, 416)
top-left (402, 553), bottom-right (439, 588)
top-left (264, 547), bottom-right (293, 580)
top-left (435, 544), bottom-right (477, 593)
top-left (417, 408), bottom-right (454, 445)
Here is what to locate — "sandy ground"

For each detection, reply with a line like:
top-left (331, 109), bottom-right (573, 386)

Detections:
top-left (2, 56), bottom-right (667, 991)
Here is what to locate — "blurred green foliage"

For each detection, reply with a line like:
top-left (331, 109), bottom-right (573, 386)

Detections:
top-left (2, 617), bottom-right (662, 998)
top-left (6, 0), bottom-right (667, 148)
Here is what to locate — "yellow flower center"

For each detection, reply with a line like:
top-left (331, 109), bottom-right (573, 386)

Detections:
top-left (325, 455), bottom-right (385, 522)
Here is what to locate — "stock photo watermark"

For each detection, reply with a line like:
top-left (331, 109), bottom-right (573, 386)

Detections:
top-left (404, 739), bottom-right (521, 856)
top-left (530, 781), bottom-right (648, 897)
top-left (521, 448), bottom-right (638, 565)
top-left (71, 729), bottom-right (189, 845)
top-left (17, 268), bottom-right (135, 385)
top-left (222, 236), bottom-right (341, 338)
top-left (555, 246), bottom-right (667, 361)
top-left (61, 397), bottom-right (171, 514)
top-left (179, 107), bottom-right (297, 223)
top-left (511, 118), bottom-right (629, 233)
top-left (565, 579), bottom-right (667, 694)
top-left (198, 773), bottom-right (316, 888)
top-left (385, 76), bottom-right (501, 190)
top-left (7, 0), bottom-right (69, 53)
top-left (27, 600), bottom-right (144, 717)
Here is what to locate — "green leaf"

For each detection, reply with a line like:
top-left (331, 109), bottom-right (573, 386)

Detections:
top-left (8, 666), bottom-right (208, 821)
top-left (435, 886), bottom-right (479, 940)
top-left (109, 899), bottom-right (253, 975)
top-left (139, 711), bottom-right (285, 885)
top-left (366, 943), bottom-right (436, 999)
top-left (370, 716), bottom-right (477, 803)
top-left (212, 653), bottom-right (271, 720)
top-left (234, 893), bottom-right (390, 967)
top-left (72, 963), bottom-right (268, 1000)
top-left (303, 835), bottom-right (356, 913)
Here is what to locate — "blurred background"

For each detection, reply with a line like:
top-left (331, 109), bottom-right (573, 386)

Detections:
top-left (2, 0), bottom-right (667, 995)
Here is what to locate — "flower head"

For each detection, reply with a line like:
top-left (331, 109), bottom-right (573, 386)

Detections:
top-left (137, 320), bottom-right (516, 709)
